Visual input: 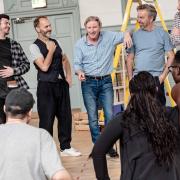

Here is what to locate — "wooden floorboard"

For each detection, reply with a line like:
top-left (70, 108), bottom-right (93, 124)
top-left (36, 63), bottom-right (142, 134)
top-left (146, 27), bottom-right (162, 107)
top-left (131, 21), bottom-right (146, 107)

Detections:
top-left (30, 114), bottom-right (120, 180)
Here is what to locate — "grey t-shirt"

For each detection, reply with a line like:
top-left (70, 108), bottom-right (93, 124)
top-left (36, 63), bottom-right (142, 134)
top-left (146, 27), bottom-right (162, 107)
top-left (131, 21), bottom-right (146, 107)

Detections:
top-left (128, 27), bottom-right (174, 76)
top-left (29, 43), bottom-right (44, 62)
top-left (0, 123), bottom-right (64, 180)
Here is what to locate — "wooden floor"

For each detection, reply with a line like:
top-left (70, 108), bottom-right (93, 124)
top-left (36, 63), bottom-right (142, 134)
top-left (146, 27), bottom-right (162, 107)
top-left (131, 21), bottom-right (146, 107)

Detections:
top-left (30, 114), bottom-right (120, 180)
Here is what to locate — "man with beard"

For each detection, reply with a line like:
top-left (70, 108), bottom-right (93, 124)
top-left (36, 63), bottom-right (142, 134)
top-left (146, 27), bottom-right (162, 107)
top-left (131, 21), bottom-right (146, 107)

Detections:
top-left (0, 14), bottom-right (30, 124)
top-left (29, 16), bottom-right (81, 156)
top-left (126, 4), bottom-right (174, 106)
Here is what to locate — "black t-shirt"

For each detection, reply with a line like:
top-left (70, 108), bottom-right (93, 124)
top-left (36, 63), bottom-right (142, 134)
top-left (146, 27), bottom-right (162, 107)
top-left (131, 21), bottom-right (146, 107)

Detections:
top-left (0, 38), bottom-right (11, 68)
top-left (0, 38), bottom-right (13, 98)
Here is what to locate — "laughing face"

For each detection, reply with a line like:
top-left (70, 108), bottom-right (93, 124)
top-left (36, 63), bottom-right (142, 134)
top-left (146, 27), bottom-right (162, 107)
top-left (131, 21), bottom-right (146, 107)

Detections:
top-left (178, 0), bottom-right (180, 12)
top-left (0, 18), bottom-right (10, 36)
top-left (85, 20), bottom-right (101, 42)
top-left (36, 17), bottom-right (52, 39)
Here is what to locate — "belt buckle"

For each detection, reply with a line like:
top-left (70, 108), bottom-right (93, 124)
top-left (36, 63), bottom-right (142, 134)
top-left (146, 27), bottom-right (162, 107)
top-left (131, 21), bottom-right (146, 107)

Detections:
top-left (95, 76), bottom-right (101, 80)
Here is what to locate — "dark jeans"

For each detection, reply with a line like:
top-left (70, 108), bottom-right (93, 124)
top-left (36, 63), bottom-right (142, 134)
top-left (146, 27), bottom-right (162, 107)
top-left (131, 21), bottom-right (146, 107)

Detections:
top-left (81, 75), bottom-right (113, 143)
top-left (37, 80), bottom-right (72, 150)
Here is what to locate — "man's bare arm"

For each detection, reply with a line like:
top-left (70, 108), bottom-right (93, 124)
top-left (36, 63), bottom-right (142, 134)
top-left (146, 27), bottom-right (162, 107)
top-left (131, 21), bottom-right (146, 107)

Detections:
top-left (62, 54), bottom-right (72, 86)
top-left (159, 50), bottom-right (175, 84)
top-left (126, 53), bottom-right (135, 81)
top-left (34, 41), bottom-right (56, 72)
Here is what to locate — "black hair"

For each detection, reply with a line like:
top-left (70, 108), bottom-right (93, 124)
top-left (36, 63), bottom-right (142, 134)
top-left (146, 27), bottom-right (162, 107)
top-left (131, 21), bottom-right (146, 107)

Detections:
top-left (122, 71), bottom-right (178, 166)
top-left (174, 50), bottom-right (180, 64)
top-left (0, 14), bottom-right (10, 21)
top-left (5, 88), bottom-right (35, 117)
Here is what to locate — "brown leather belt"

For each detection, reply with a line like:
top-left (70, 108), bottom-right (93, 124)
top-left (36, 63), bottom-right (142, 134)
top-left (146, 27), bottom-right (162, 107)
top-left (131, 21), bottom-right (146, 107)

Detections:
top-left (85, 74), bottom-right (110, 80)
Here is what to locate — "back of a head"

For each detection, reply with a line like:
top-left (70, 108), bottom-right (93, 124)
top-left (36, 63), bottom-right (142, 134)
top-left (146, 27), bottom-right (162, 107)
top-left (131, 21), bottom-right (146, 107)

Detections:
top-left (5, 88), bottom-right (35, 116)
top-left (126, 71), bottom-right (178, 166)
top-left (129, 71), bottom-right (156, 96)
top-left (126, 71), bottom-right (159, 122)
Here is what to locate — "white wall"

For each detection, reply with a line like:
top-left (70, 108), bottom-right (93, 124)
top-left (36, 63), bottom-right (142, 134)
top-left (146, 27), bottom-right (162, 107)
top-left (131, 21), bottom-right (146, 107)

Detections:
top-left (0, 0), bottom-right (177, 27)
top-left (0, 0), bottom-right (4, 13)
top-left (78, 0), bottom-right (123, 28)
top-left (78, 0), bottom-right (177, 28)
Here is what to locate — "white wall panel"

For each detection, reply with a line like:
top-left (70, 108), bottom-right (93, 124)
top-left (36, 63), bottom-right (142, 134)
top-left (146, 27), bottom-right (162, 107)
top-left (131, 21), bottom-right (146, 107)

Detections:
top-left (0, 0), bottom-right (4, 13)
top-left (78, 0), bottom-right (123, 28)
top-left (0, 0), bottom-right (178, 27)
top-left (79, 0), bottom-right (177, 28)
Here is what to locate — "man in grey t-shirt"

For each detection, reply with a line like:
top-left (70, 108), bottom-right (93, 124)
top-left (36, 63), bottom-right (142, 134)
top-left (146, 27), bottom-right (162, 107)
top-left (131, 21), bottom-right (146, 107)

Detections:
top-left (0, 88), bottom-right (72, 180)
top-left (126, 4), bottom-right (174, 105)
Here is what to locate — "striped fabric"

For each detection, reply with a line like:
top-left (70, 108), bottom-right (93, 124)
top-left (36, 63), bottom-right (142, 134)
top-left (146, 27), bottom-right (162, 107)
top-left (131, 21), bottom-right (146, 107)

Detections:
top-left (171, 12), bottom-right (180, 47)
top-left (10, 38), bottom-right (30, 89)
top-left (74, 31), bottom-right (124, 76)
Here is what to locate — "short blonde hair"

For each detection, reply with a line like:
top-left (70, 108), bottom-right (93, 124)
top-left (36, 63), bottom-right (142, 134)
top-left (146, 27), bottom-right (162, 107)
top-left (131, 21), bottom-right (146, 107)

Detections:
top-left (84, 16), bottom-right (102, 27)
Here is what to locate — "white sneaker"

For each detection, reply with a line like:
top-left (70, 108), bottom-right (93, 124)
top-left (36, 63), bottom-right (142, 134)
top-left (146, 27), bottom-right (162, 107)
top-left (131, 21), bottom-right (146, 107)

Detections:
top-left (60, 147), bottom-right (82, 157)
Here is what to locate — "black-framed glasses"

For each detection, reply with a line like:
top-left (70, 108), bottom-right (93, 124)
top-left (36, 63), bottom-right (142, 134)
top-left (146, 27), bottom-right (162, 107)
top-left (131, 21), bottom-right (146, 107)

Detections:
top-left (168, 65), bottom-right (180, 72)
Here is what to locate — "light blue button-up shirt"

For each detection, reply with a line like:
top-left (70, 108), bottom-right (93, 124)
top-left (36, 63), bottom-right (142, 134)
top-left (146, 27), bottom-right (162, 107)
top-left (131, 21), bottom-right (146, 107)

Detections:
top-left (73, 31), bottom-right (124, 76)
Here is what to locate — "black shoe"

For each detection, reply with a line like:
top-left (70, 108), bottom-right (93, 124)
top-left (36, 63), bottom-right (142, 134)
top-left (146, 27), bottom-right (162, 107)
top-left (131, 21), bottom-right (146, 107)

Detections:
top-left (107, 148), bottom-right (119, 158)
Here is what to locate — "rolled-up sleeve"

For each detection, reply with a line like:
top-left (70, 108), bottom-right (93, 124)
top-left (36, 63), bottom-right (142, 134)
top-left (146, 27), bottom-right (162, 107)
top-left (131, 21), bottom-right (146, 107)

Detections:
top-left (111, 31), bottom-right (124, 46)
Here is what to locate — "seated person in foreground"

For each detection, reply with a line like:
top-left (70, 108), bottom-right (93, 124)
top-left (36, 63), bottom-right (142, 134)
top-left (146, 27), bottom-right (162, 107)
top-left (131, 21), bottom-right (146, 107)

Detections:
top-left (0, 88), bottom-right (72, 180)
top-left (91, 71), bottom-right (180, 180)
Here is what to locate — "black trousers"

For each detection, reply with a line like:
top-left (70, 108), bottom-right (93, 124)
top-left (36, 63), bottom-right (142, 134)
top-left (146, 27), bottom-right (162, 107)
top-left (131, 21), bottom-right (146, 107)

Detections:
top-left (157, 82), bottom-right (166, 106)
top-left (37, 80), bottom-right (72, 150)
top-left (0, 98), bottom-right (6, 124)
top-left (0, 87), bottom-right (18, 124)
top-left (154, 76), bottom-right (166, 106)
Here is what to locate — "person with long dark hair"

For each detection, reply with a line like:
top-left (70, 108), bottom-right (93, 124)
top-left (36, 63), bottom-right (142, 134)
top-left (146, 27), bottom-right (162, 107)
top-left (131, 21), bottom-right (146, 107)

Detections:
top-left (91, 71), bottom-right (180, 180)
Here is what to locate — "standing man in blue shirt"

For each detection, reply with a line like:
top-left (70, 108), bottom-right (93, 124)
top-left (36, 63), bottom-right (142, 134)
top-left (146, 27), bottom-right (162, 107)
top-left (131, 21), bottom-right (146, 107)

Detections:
top-left (73, 16), bottom-right (132, 157)
top-left (126, 4), bottom-right (174, 105)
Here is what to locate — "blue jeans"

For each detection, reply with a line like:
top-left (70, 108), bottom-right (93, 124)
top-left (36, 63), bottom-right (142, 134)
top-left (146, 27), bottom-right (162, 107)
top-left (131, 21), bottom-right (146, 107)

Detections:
top-left (81, 76), bottom-right (113, 143)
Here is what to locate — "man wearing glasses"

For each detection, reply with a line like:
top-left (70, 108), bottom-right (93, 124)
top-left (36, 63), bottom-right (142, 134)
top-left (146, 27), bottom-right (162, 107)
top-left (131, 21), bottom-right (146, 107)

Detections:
top-left (168, 50), bottom-right (180, 83)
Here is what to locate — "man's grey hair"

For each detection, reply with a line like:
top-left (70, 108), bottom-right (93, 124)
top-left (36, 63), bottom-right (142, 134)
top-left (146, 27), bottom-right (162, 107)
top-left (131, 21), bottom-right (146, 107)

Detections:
top-left (137, 4), bottom-right (157, 21)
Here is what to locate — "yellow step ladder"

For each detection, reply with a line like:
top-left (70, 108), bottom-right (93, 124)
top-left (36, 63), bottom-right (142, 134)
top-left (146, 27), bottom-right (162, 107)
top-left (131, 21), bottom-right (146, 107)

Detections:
top-left (99, 0), bottom-right (176, 121)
